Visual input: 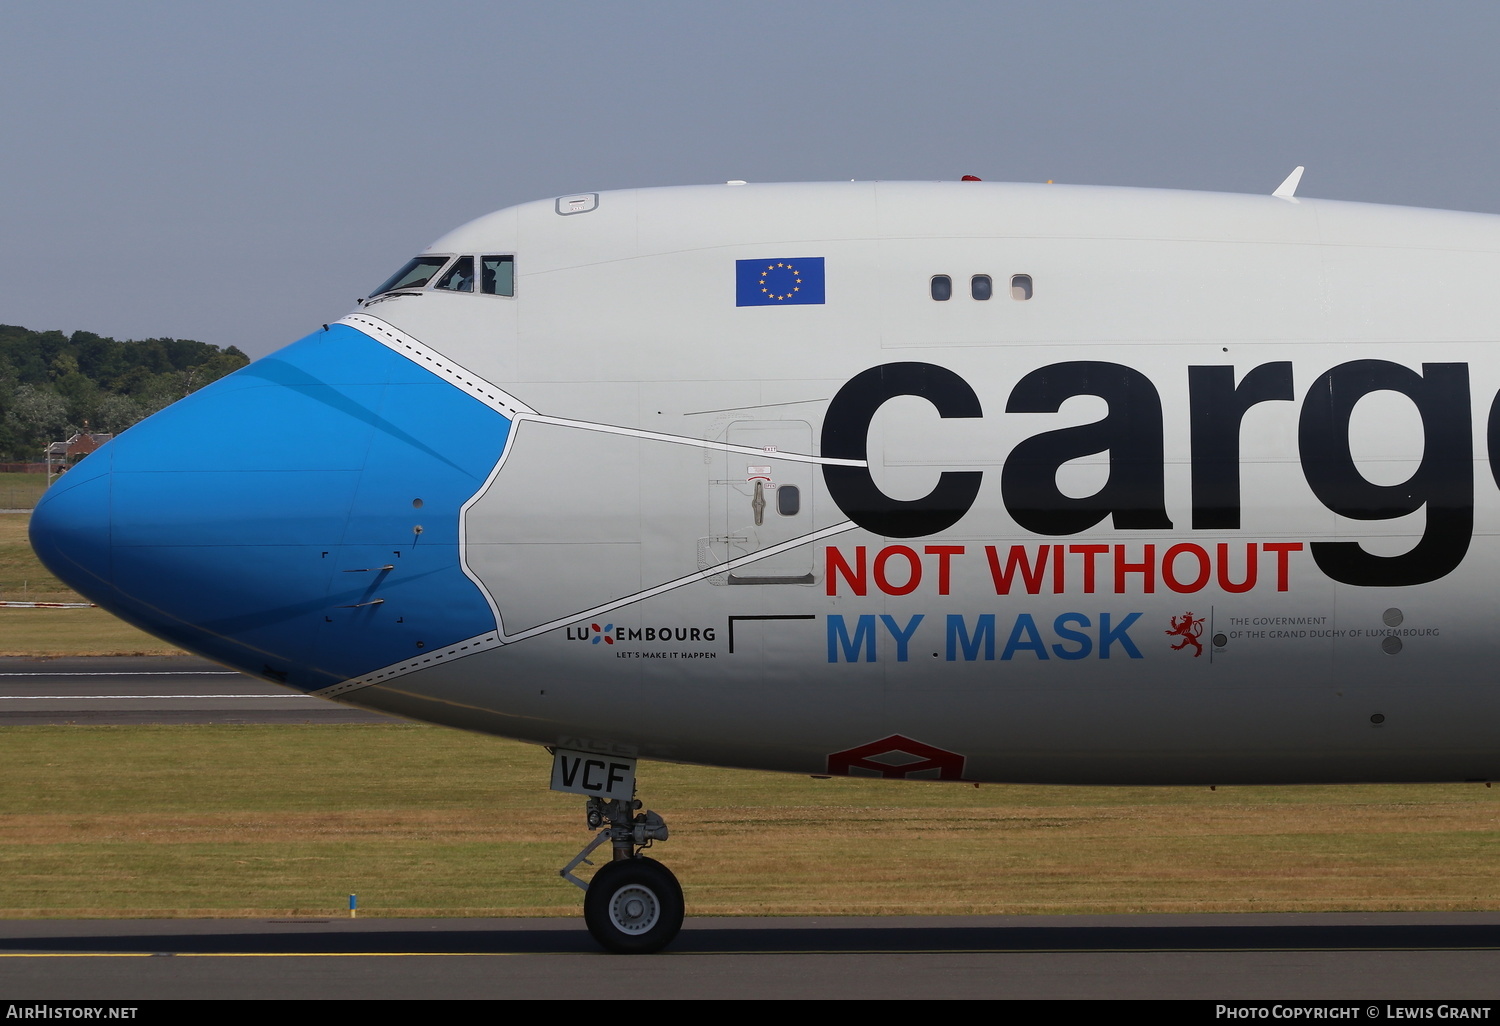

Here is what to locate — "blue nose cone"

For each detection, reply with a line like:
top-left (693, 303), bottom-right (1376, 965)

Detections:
top-left (29, 450), bottom-right (115, 600)
top-left (29, 324), bottom-right (509, 691)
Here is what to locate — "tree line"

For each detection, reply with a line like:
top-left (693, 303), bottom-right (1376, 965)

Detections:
top-left (0, 324), bottom-right (249, 461)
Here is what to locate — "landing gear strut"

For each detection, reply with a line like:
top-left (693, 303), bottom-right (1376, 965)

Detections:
top-left (559, 795), bottom-right (682, 953)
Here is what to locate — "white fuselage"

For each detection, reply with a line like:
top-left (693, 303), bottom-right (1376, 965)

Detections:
top-left (36, 181), bottom-right (1500, 786)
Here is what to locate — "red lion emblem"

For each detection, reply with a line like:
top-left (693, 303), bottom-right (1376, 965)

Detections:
top-left (1165, 612), bottom-right (1205, 657)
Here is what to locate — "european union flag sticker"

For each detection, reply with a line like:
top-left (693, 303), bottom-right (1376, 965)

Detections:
top-left (736, 258), bottom-right (825, 306)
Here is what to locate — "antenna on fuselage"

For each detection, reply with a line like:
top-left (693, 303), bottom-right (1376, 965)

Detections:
top-left (1272, 166), bottom-right (1305, 200)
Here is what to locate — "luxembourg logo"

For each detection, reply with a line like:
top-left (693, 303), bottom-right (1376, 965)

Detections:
top-left (565, 623), bottom-right (720, 646)
top-left (736, 257), bottom-right (826, 306)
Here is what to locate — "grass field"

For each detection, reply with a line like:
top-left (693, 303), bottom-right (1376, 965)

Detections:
top-left (0, 512), bottom-right (183, 655)
top-left (0, 723), bottom-right (1498, 919)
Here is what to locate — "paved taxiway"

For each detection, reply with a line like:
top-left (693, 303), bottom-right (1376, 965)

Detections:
top-left (1, 914), bottom-right (1498, 1000)
top-left (0, 656), bottom-right (395, 724)
top-left (2, 658), bottom-right (1497, 999)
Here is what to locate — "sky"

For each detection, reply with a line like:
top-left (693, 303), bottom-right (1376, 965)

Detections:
top-left (4, 1), bottom-right (1499, 358)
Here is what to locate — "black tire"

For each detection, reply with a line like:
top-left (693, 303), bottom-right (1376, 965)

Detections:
top-left (583, 856), bottom-right (684, 954)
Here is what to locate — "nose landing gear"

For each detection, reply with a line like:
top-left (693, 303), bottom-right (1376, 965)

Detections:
top-left (559, 795), bottom-right (682, 953)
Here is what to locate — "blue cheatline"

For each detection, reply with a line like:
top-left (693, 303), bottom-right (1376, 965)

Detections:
top-left (31, 323), bottom-right (511, 691)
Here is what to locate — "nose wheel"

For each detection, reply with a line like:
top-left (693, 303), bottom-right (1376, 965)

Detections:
top-left (583, 856), bottom-right (684, 954)
top-left (559, 794), bottom-right (683, 953)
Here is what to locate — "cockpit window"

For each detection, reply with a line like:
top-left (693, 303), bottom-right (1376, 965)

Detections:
top-left (370, 256), bottom-right (452, 297)
top-left (481, 255), bottom-right (515, 296)
top-left (433, 256), bottom-right (475, 293)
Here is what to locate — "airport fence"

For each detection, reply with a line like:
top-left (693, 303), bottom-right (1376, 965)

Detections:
top-left (0, 468), bottom-right (50, 511)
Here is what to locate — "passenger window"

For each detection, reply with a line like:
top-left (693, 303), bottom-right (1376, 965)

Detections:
top-left (930, 275), bottom-right (952, 301)
top-left (971, 275), bottom-right (992, 301)
top-left (481, 255), bottom-right (515, 296)
top-left (1011, 274), bottom-right (1033, 301)
top-left (776, 484), bottom-right (800, 517)
top-left (433, 256), bottom-right (475, 292)
top-left (370, 256), bottom-right (452, 297)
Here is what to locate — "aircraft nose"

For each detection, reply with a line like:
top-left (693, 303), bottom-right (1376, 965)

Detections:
top-left (29, 451), bottom-right (115, 601)
top-left (28, 323), bottom-right (510, 691)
